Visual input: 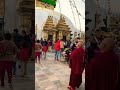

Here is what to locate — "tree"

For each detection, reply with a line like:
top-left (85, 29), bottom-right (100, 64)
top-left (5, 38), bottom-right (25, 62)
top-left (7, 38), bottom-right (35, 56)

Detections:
top-left (40, 0), bottom-right (56, 6)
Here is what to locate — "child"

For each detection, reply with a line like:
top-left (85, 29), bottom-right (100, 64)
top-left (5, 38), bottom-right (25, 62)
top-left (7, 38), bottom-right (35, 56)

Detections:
top-left (18, 41), bottom-right (29, 77)
top-left (42, 39), bottom-right (48, 59)
top-left (35, 40), bottom-right (42, 63)
top-left (65, 48), bottom-right (70, 64)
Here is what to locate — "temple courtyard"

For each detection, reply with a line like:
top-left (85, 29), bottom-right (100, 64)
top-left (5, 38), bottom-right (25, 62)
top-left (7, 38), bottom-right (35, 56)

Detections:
top-left (35, 52), bottom-right (85, 90)
top-left (0, 52), bottom-right (85, 90)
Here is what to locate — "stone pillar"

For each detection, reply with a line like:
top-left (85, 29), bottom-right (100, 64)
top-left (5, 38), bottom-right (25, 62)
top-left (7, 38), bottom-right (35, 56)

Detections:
top-left (20, 16), bottom-right (25, 31)
top-left (58, 31), bottom-right (62, 40)
top-left (0, 0), bottom-right (5, 17)
top-left (44, 31), bottom-right (48, 40)
top-left (53, 32), bottom-right (56, 43)
top-left (4, 0), bottom-right (18, 32)
top-left (20, 15), bottom-right (31, 33)
top-left (67, 33), bottom-right (70, 40)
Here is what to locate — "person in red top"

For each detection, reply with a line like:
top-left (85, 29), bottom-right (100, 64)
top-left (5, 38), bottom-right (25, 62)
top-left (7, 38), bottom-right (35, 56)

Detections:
top-left (85, 38), bottom-right (119, 90)
top-left (0, 33), bottom-right (18, 88)
top-left (35, 40), bottom-right (42, 64)
top-left (68, 41), bottom-right (85, 90)
top-left (18, 41), bottom-right (30, 77)
top-left (54, 40), bottom-right (60, 61)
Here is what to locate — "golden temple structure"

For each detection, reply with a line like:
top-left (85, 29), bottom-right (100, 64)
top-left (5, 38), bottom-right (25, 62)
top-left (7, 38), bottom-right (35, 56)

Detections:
top-left (56, 15), bottom-right (71, 40)
top-left (42, 15), bottom-right (71, 42)
top-left (42, 16), bottom-right (56, 42)
top-left (35, 0), bottom-right (71, 42)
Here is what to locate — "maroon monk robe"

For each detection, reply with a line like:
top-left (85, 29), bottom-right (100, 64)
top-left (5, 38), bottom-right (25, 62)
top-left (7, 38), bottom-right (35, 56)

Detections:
top-left (69, 47), bottom-right (85, 88)
top-left (116, 54), bottom-right (120, 90)
top-left (85, 51), bottom-right (119, 90)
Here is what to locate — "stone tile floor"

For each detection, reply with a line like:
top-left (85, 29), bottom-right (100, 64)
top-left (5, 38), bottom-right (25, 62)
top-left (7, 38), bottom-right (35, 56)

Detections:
top-left (35, 52), bottom-right (85, 90)
top-left (0, 52), bottom-right (85, 90)
top-left (0, 61), bottom-right (34, 90)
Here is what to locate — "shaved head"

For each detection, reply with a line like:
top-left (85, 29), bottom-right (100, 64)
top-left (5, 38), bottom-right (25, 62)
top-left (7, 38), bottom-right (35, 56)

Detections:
top-left (99, 38), bottom-right (115, 52)
top-left (76, 40), bottom-right (84, 48)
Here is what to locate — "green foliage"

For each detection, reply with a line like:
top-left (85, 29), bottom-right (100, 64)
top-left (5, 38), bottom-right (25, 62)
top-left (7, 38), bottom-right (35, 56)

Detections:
top-left (40, 0), bottom-right (56, 6)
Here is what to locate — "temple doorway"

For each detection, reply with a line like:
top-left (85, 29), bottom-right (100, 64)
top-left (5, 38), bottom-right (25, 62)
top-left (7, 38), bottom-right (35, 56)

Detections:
top-left (63, 35), bottom-right (66, 41)
top-left (48, 34), bottom-right (53, 41)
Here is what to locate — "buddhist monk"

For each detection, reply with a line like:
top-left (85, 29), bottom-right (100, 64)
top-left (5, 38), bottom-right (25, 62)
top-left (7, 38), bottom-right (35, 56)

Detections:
top-left (85, 38), bottom-right (119, 90)
top-left (68, 41), bottom-right (85, 90)
top-left (116, 44), bottom-right (120, 90)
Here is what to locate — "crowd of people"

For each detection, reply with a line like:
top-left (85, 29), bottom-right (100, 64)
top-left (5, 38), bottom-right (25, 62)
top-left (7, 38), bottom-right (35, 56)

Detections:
top-left (0, 29), bottom-right (35, 88)
top-left (0, 28), bottom-right (120, 90)
top-left (35, 35), bottom-right (120, 90)
top-left (35, 37), bottom-right (84, 90)
top-left (35, 38), bottom-right (72, 63)
top-left (66, 35), bottom-right (120, 90)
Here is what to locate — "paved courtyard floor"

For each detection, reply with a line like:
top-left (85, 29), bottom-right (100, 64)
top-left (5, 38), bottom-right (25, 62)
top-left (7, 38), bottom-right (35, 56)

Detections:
top-left (35, 52), bottom-right (85, 90)
top-left (0, 52), bottom-right (85, 90)
top-left (0, 61), bottom-right (34, 90)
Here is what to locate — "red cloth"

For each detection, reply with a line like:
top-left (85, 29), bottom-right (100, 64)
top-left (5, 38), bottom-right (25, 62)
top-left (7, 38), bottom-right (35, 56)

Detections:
top-left (54, 40), bottom-right (60, 51)
top-left (42, 46), bottom-right (48, 52)
top-left (35, 52), bottom-right (41, 60)
top-left (18, 47), bottom-right (29, 61)
top-left (48, 42), bottom-right (50, 47)
top-left (0, 61), bottom-right (13, 86)
top-left (85, 51), bottom-right (119, 90)
top-left (69, 47), bottom-right (85, 88)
